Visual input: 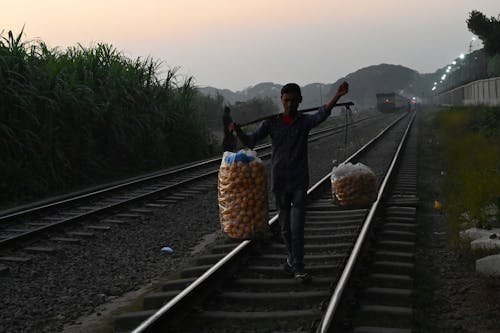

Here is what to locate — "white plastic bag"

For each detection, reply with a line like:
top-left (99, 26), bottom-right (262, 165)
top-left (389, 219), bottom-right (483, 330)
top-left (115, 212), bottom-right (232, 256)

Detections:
top-left (218, 150), bottom-right (269, 239)
top-left (331, 162), bottom-right (377, 208)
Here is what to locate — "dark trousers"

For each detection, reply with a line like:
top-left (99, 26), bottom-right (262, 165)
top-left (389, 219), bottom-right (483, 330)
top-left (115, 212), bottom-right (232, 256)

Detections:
top-left (275, 187), bottom-right (306, 272)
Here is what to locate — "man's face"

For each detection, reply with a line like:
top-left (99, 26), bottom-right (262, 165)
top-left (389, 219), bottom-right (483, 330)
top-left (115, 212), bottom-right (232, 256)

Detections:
top-left (281, 92), bottom-right (301, 115)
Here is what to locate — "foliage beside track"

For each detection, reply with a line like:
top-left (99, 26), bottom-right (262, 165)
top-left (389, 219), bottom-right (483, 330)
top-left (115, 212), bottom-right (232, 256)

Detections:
top-left (436, 106), bottom-right (500, 240)
top-left (0, 29), bottom-right (208, 207)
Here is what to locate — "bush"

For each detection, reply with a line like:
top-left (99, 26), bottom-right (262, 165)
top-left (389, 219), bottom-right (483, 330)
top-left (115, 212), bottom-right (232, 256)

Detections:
top-left (437, 106), bottom-right (500, 234)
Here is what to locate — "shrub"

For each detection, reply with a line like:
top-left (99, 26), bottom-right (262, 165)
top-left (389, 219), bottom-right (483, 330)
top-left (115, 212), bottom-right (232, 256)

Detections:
top-left (437, 107), bottom-right (500, 234)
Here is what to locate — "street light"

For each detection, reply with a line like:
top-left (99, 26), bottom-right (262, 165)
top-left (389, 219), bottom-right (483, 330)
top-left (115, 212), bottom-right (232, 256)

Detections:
top-left (468, 36), bottom-right (476, 80)
top-left (469, 37), bottom-right (476, 53)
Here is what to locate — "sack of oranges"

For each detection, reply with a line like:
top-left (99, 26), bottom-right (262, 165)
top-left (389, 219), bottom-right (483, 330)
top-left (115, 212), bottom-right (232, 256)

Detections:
top-left (331, 162), bottom-right (377, 208)
top-left (218, 150), bottom-right (269, 239)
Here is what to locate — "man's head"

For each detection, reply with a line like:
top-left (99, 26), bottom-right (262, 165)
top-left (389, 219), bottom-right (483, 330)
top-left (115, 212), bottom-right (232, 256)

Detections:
top-left (281, 83), bottom-right (302, 115)
top-left (224, 106), bottom-right (231, 114)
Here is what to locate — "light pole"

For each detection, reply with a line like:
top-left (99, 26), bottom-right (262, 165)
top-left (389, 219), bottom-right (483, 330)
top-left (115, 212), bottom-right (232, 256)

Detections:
top-left (468, 37), bottom-right (476, 80)
top-left (469, 37), bottom-right (476, 54)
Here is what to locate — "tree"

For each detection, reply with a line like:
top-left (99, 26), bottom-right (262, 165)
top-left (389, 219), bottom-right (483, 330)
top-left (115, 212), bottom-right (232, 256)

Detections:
top-left (467, 10), bottom-right (500, 55)
top-left (194, 92), bottom-right (225, 131)
top-left (487, 54), bottom-right (500, 76)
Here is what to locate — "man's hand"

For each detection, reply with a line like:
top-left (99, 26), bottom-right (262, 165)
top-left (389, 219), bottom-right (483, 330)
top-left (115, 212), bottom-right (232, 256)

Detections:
top-left (232, 123), bottom-right (252, 147)
top-left (325, 81), bottom-right (349, 112)
top-left (336, 81), bottom-right (349, 97)
top-left (230, 122), bottom-right (243, 134)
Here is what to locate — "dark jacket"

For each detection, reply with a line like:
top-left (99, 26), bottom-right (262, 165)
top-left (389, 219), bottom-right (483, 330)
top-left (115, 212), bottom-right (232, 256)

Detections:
top-left (222, 112), bottom-right (236, 152)
top-left (235, 106), bottom-right (331, 192)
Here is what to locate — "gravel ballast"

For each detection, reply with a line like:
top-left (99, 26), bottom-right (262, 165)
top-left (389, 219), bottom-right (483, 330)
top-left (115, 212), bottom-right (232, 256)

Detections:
top-left (0, 111), bottom-right (410, 333)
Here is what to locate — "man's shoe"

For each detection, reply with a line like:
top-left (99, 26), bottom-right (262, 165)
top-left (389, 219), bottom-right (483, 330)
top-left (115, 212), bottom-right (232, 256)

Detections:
top-left (283, 258), bottom-right (293, 276)
top-left (294, 271), bottom-right (312, 283)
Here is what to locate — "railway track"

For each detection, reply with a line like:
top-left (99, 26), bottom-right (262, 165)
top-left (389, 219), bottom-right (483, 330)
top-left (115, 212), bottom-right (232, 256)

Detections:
top-left (0, 111), bottom-right (383, 252)
top-left (112, 110), bottom-right (417, 333)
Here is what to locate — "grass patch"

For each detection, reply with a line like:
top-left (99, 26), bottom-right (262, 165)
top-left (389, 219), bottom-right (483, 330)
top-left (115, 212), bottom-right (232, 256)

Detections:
top-left (436, 106), bottom-right (500, 245)
top-left (414, 106), bottom-right (500, 331)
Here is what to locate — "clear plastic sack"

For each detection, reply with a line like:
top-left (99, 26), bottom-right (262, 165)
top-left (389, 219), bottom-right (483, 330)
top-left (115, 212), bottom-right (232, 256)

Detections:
top-left (218, 149), bottom-right (269, 239)
top-left (331, 162), bottom-right (377, 208)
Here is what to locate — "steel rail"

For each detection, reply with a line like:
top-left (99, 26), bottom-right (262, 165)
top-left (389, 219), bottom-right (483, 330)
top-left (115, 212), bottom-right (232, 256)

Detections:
top-left (0, 169), bottom-right (217, 249)
top-left (130, 112), bottom-right (409, 333)
top-left (306, 112), bottom-right (408, 196)
top-left (0, 114), bottom-right (382, 249)
top-left (0, 112), bottom-right (377, 222)
top-left (316, 110), bottom-right (416, 333)
top-left (131, 211), bottom-right (279, 333)
top-left (0, 160), bottom-right (219, 221)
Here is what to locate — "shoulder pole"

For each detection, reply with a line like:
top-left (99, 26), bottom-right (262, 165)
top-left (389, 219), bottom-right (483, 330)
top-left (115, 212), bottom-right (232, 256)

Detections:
top-left (239, 101), bottom-right (355, 127)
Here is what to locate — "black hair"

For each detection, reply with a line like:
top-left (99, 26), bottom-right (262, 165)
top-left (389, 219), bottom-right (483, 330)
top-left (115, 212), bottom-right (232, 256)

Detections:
top-left (224, 106), bottom-right (231, 113)
top-left (281, 83), bottom-right (302, 97)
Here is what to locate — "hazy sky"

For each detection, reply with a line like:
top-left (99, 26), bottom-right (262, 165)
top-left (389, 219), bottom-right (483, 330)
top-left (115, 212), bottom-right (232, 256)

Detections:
top-left (2, 0), bottom-right (498, 91)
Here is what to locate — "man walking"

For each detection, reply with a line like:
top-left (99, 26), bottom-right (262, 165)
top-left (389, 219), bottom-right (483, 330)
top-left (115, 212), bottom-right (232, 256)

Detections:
top-left (234, 81), bottom-right (349, 282)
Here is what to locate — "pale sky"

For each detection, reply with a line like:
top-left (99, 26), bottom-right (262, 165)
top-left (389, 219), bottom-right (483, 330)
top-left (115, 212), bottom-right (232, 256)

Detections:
top-left (2, 0), bottom-right (498, 91)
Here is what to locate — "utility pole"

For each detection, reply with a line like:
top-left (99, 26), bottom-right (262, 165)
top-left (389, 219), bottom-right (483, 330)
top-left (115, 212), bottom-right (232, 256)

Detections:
top-left (468, 37), bottom-right (475, 81)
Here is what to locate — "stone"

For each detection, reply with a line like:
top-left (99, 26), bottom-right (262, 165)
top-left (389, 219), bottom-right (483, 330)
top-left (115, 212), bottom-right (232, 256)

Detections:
top-left (470, 237), bottom-right (500, 250)
top-left (476, 254), bottom-right (500, 276)
top-left (459, 227), bottom-right (500, 241)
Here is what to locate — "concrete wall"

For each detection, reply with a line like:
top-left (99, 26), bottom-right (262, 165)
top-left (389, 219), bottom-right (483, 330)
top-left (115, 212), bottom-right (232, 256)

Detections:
top-left (432, 77), bottom-right (500, 107)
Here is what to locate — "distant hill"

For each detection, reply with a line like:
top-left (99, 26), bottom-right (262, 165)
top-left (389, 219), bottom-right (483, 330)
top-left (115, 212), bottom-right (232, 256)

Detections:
top-left (197, 82), bottom-right (334, 110)
top-left (197, 64), bottom-right (437, 110)
top-left (326, 64), bottom-right (436, 108)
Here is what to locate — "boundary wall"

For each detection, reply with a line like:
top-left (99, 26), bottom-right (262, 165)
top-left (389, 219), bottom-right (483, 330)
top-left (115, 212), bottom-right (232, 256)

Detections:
top-left (432, 77), bottom-right (500, 107)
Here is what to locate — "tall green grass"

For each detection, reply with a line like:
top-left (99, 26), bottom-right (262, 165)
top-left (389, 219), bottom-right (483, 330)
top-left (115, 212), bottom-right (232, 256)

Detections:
top-left (437, 106), bottom-right (500, 237)
top-left (0, 29), bottom-right (208, 207)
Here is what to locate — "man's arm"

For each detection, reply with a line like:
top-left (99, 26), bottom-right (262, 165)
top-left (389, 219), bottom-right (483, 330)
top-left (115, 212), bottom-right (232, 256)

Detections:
top-left (306, 81), bottom-right (350, 129)
top-left (325, 81), bottom-right (349, 113)
top-left (233, 125), bottom-right (252, 148)
top-left (233, 120), bottom-right (270, 149)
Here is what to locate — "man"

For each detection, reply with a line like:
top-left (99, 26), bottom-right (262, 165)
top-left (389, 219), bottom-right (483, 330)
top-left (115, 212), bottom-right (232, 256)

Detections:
top-left (233, 81), bottom-right (349, 282)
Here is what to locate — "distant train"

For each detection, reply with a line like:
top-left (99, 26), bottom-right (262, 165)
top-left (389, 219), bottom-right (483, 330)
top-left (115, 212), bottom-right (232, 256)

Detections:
top-left (376, 92), bottom-right (410, 112)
